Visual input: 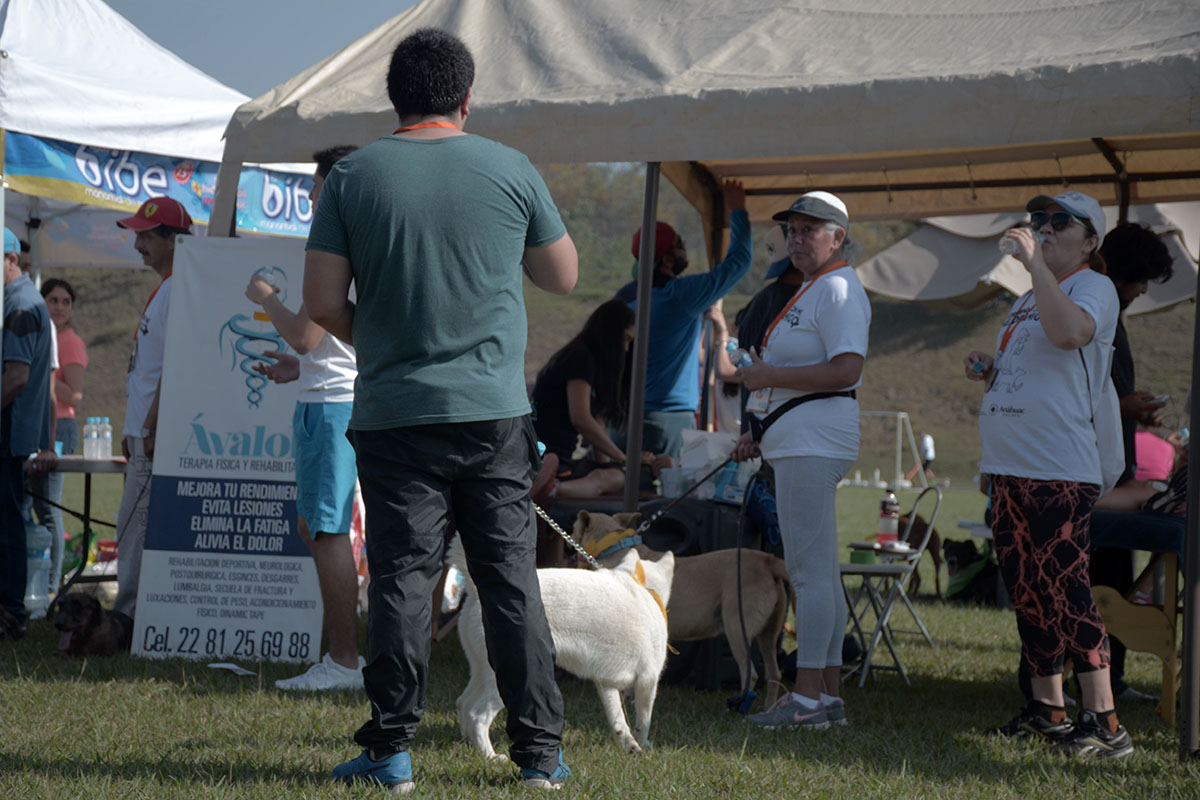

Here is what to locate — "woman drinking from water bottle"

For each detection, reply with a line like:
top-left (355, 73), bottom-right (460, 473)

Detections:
top-left (964, 191), bottom-right (1132, 758)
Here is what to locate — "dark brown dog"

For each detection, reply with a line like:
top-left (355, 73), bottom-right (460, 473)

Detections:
top-left (53, 594), bottom-right (133, 657)
top-left (899, 514), bottom-right (943, 597)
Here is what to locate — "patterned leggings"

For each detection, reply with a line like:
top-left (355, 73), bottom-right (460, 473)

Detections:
top-left (991, 475), bottom-right (1109, 678)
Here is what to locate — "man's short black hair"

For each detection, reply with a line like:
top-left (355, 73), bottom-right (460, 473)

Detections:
top-left (1100, 223), bottom-right (1174, 285)
top-left (386, 28), bottom-right (474, 118)
top-left (149, 226), bottom-right (191, 240)
top-left (313, 145), bottom-right (358, 179)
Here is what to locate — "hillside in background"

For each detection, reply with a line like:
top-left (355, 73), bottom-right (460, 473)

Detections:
top-left (41, 164), bottom-right (1194, 485)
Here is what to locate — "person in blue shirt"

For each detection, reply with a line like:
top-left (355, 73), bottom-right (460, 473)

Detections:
top-left (2, 226), bottom-right (55, 640)
top-left (617, 180), bottom-right (752, 458)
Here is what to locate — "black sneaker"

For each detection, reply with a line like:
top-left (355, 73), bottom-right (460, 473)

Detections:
top-left (985, 703), bottom-right (1075, 740)
top-left (1051, 710), bottom-right (1134, 759)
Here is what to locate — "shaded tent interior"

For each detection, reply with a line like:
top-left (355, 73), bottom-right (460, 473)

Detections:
top-left (211, 0), bottom-right (1200, 756)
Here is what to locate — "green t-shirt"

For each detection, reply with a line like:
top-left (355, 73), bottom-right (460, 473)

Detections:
top-left (306, 134), bottom-right (567, 430)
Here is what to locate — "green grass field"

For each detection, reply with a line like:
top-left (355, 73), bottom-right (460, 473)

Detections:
top-left (6, 485), bottom-right (1195, 799)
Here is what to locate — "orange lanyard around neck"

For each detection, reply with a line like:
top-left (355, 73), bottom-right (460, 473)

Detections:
top-left (997, 263), bottom-right (1088, 355)
top-left (762, 260), bottom-right (848, 348)
top-left (393, 121), bottom-right (459, 134)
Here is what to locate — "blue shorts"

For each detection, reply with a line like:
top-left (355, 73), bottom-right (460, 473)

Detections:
top-left (293, 401), bottom-right (357, 535)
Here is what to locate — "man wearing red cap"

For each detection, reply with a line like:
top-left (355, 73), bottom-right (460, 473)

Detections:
top-left (112, 196), bottom-right (193, 619)
top-left (613, 181), bottom-right (751, 458)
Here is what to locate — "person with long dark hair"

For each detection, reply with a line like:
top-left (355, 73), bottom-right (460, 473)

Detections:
top-left (36, 278), bottom-right (88, 596)
top-left (532, 299), bottom-right (644, 498)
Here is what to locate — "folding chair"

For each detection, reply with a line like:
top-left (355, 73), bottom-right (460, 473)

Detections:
top-left (840, 486), bottom-right (942, 687)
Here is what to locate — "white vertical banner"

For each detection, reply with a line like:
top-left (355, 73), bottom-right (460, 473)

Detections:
top-left (132, 236), bottom-right (323, 662)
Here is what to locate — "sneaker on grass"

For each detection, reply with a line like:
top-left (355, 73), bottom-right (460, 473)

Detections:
top-left (985, 702), bottom-right (1074, 740)
top-left (520, 749), bottom-right (571, 790)
top-left (746, 695), bottom-right (831, 731)
top-left (275, 653), bottom-right (365, 691)
top-left (332, 749), bottom-right (414, 793)
top-left (824, 698), bottom-right (848, 726)
top-left (1050, 710), bottom-right (1134, 759)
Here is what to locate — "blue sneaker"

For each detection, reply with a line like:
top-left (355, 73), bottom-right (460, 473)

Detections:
top-left (520, 750), bottom-right (571, 790)
top-left (331, 749), bottom-right (414, 793)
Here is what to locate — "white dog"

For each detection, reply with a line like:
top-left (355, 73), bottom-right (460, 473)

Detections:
top-left (450, 535), bottom-right (674, 757)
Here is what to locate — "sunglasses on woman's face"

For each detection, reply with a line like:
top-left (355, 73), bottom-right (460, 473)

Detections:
top-left (1030, 210), bottom-right (1092, 234)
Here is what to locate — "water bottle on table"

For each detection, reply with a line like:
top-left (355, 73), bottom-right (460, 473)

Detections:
top-left (877, 488), bottom-right (899, 545)
top-left (100, 417), bottom-right (113, 458)
top-left (83, 417), bottom-right (99, 459)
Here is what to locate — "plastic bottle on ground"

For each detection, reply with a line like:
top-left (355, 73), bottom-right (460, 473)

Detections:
top-left (25, 520), bottom-right (52, 619)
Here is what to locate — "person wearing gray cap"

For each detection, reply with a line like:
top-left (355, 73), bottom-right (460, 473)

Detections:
top-left (964, 190), bottom-right (1133, 758)
top-left (733, 191), bottom-right (871, 730)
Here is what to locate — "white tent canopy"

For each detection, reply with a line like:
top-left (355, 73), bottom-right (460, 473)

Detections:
top-left (0, 0), bottom-right (245, 162)
top-left (858, 203), bottom-right (1200, 314)
top-left (215, 0), bottom-right (1200, 258)
top-left (0, 0), bottom-right (314, 269)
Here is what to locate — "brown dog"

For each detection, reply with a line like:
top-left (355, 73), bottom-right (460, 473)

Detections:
top-left (898, 514), bottom-right (943, 597)
top-left (53, 594), bottom-right (133, 657)
top-left (574, 510), bottom-right (791, 708)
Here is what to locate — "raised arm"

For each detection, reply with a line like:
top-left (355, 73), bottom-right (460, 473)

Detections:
top-left (246, 277), bottom-right (327, 354)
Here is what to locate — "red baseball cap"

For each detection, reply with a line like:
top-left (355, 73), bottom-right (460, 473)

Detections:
top-left (631, 221), bottom-right (679, 264)
top-left (116, 197), bottom-right (193, 232)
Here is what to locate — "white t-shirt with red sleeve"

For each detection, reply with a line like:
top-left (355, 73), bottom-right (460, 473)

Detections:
top-left (978, 268), bottom-right (1119, 485)
top-left (758, 265), bottom-right (871, 461)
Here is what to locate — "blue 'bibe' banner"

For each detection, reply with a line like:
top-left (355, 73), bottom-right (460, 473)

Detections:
top-left (3, 130), bottom-right (314, 237)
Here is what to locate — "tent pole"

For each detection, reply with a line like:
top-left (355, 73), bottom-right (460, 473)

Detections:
top-left (1182, 252), bottom-right (1200, 761)
top-left (209, 154), bottom-right (244, 237)
top-left (624, 163), bottom-right (661, 512)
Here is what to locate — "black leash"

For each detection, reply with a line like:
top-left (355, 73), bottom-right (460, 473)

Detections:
top-left (634, 456), bottom-right (735, 535)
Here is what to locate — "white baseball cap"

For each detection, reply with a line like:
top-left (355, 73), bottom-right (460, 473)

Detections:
top-left (1026, 191), bottom-right (1105, 237)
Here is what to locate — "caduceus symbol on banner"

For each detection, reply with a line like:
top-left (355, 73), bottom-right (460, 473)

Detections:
top-left (220, 266), bottom-right (289, 408)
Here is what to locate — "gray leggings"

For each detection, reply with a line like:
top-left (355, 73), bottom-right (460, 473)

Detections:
top-left (773, 455), bottom-right (853, 669)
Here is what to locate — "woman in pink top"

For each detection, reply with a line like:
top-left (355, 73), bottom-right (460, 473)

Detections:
top-left (37, 278), bottom-right (88, 594)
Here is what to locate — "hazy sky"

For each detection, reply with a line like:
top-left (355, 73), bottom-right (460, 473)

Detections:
top-left (106, 0), bottom-right (420, 98)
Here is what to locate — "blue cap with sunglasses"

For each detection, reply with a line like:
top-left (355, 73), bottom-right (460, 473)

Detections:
top-left (1026, 191), bottom-right (1105, 238)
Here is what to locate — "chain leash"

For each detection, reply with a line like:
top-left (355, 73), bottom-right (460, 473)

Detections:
top-left (533, 503), bottom-right (602, 570)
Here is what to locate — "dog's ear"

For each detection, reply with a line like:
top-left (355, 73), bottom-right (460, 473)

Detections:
top-left (575, 510), bottom-right (590, 530)
top-left (614, 512), bottom-right (641, 528)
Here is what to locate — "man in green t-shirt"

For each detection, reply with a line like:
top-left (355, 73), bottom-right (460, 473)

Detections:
top-left (305, 28), bottom-right (578, 793)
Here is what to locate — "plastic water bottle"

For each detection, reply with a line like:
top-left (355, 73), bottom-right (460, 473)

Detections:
top-left (24, 519), bottom-right (52, 619)
top-left (100, 417), bottom-right (113, 458)
top-left (83, 417), bottom-right (100, 460)
top-left (998, 229), bottom-right (1044, 255)
top-left (725, 338), bottom-right (753, 368)
top-left (877, 489), bottom-right (900, 544)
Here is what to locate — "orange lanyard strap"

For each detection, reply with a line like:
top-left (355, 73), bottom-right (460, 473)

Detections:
top-left (393, 121), bottom-right (460, 133)
top-left (762, 260), bottom-right (848, 348)
top-left (133, 272), bottom-right (171, 340)
top-left (996, 263), bottom-right (1088, 355)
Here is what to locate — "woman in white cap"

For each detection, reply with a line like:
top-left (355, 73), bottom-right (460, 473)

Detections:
top-left (733, 191), bottom-right (870, 730)
top-left (964, 190), bottom-right (1132, 758)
